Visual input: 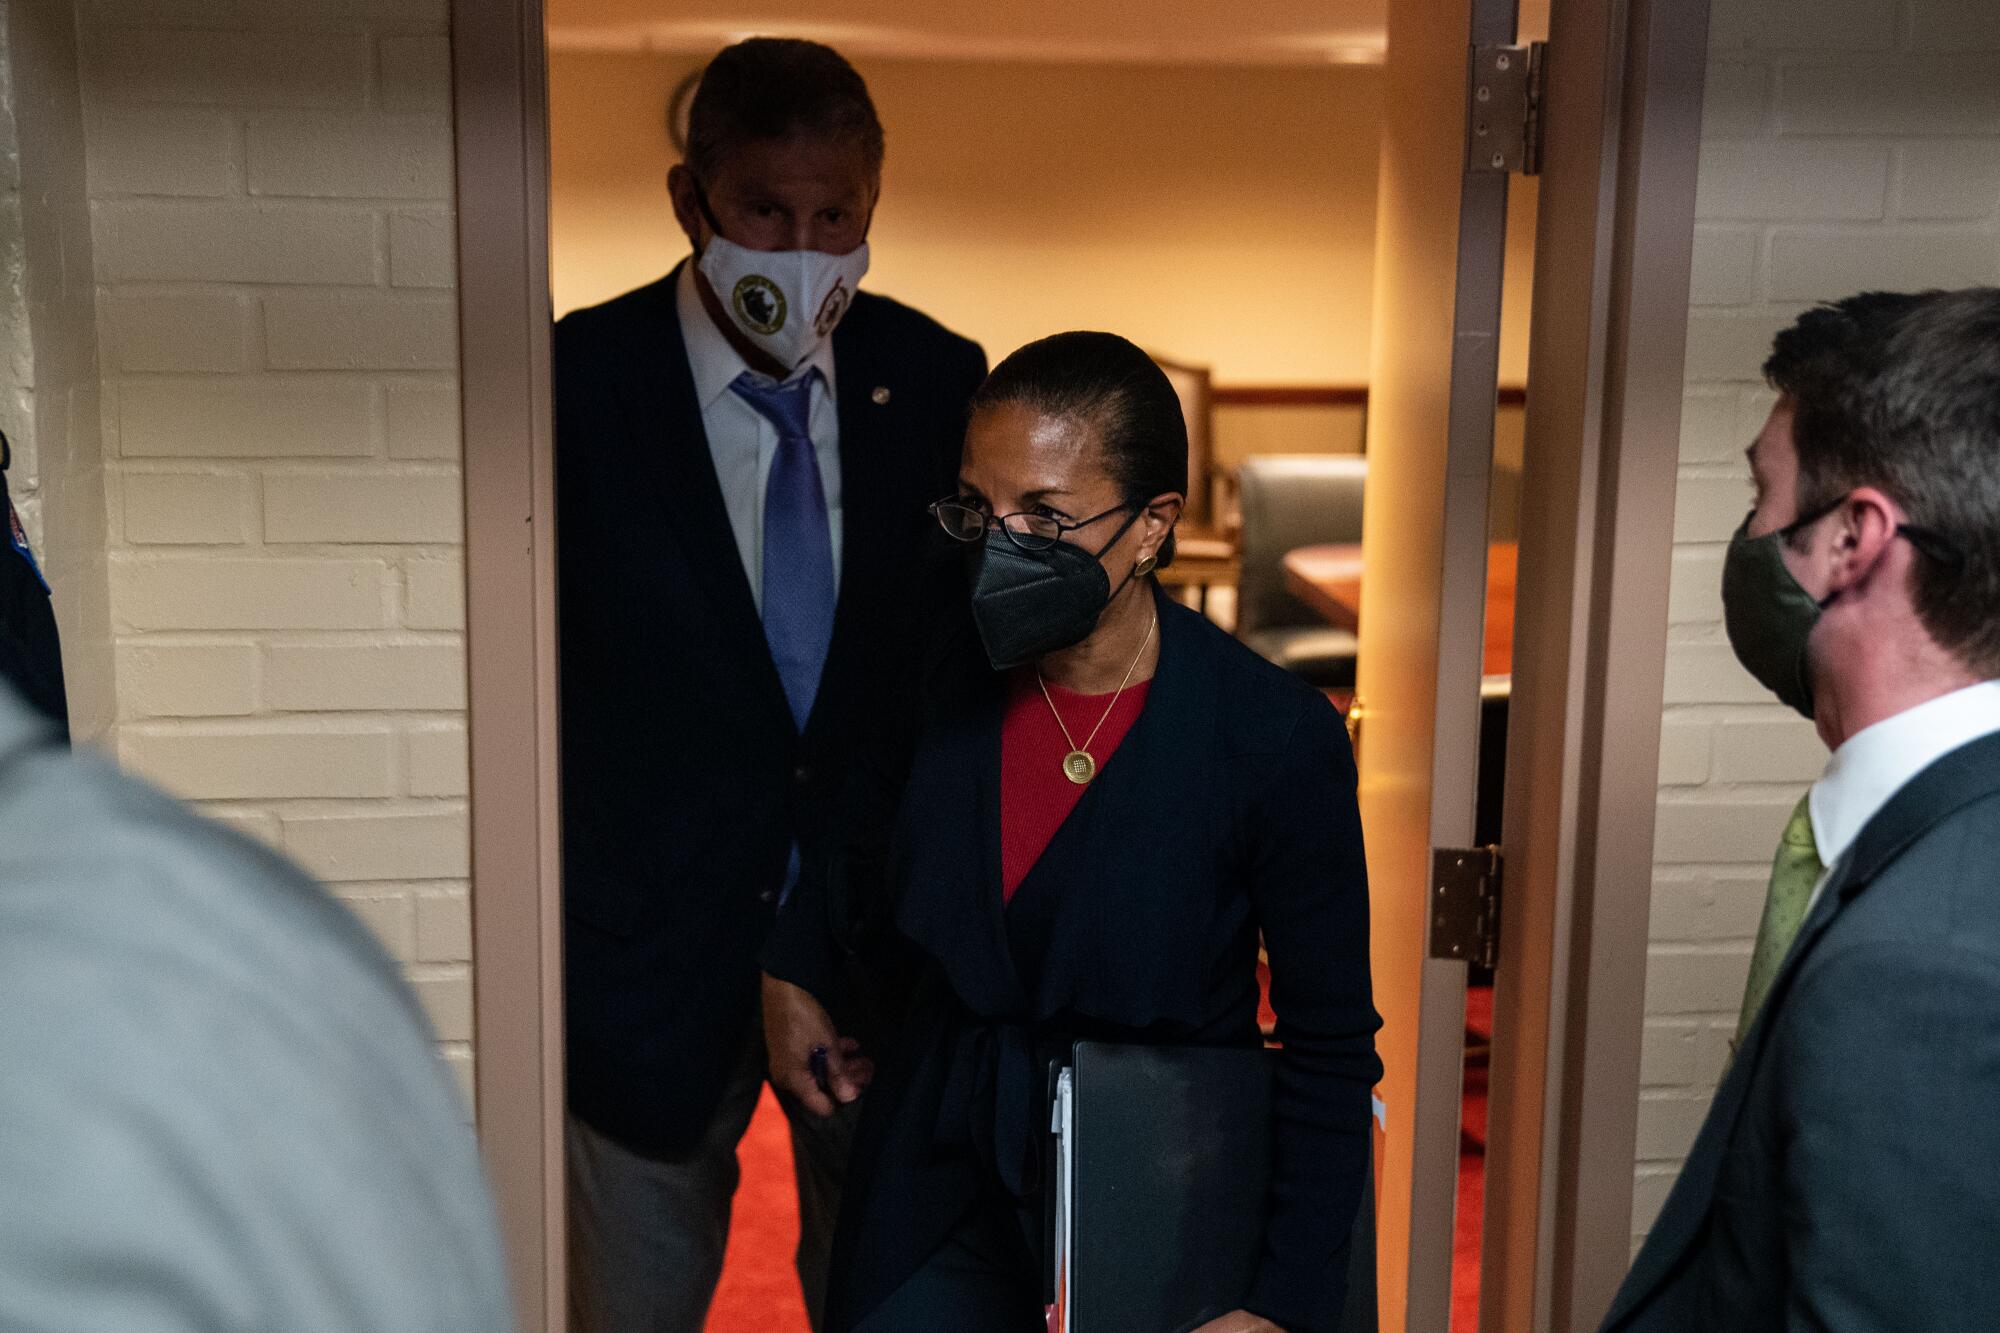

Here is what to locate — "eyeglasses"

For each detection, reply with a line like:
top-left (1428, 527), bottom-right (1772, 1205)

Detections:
top-left (930, 498), bottom-right (1134, 553)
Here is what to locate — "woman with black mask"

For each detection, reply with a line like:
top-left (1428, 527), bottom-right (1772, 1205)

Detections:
top-left (762, 332), bottom-right (1380, 1333)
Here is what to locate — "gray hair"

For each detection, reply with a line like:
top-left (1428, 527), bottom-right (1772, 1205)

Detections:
top-left (682, 38), bottom-right (884, 184)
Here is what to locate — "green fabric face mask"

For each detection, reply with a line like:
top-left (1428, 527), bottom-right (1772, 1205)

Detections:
top-left (1722, 496), bottom-right (1963, 719)
top-left (1721, 504), bottom-right (1839, 719)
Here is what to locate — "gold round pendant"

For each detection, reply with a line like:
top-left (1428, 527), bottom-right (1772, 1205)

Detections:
top-left (1062, 750), bottom-right (1097, 785)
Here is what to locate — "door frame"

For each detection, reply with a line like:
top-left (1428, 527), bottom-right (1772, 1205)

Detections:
top-left (446, 0), bottom-right (1709, 1328)
top-left (1361, 0), bottom-right (1533, 1326)
top-left (1481, 0), bottom-right (1710, 1329)
top-left (452, 2), bottom-right (566, 1331)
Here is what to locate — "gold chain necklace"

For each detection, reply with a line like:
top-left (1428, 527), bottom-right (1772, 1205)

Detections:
top-left (1035, 611), bottom-right (1157, 786)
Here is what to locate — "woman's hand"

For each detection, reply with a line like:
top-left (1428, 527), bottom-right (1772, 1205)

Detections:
top-left (1188, 1313), bottom-right (1285, 1333)
top-left (762, 973), bottom-right (873, 1116)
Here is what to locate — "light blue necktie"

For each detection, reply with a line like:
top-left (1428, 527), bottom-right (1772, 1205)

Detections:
top-left (729, 369), bottom-right (837, 731)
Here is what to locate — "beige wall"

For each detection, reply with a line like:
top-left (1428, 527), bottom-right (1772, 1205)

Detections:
top-left (1640, 0), bottom-right (2000, 1248)
top-left (550, 44), bottom-right (1540, 522)
top-left (544, 0), bottom-right (1390, 61)
top-left (3, 0), bottom-right (116, 742)
top-left (1214, 401), bottom-right (1369, 461)
top-left (70, 0), bottom-right (474, 1101)
top-left (551, 51), bottom-right (1388, 384)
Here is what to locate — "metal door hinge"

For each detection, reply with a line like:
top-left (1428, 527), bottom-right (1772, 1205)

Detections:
top-left (1468, 42), bottom-right (1545, 176)
top-left (1429, 845), bottom-right (1503, 969)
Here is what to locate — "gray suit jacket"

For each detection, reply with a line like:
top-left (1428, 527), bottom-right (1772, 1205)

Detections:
top-left (1603, 729), bottom-right (2000, 1331)
top-left (0, 688), bottom-right (514, 1331)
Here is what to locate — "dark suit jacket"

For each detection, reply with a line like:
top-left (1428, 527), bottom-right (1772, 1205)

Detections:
top-left (766, 588), bottom-right (1384, 1333)
top-left (555, 264), bottom-right (985, 1158)
top-left (1602, 729), bottom-right (2000, 1331)
top-left (0, 463), bottom-right (66, 741)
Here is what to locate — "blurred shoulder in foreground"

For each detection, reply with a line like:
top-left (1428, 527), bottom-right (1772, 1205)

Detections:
top-left (0, 684), bottom-right (514, 1333)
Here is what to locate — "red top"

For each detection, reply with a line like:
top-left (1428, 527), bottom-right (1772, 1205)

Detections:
top-left (1000, 670), bottom-right (1152, 903)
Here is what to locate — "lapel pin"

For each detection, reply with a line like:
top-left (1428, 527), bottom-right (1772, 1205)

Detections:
top-left (871, 386), bottom-right (891, 405)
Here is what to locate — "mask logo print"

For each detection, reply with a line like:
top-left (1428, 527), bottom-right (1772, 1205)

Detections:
top-left (732, 274), bottom-right (787, 334)
top-left (700, 235), bottom-right (870, 369)
top-left (813, 278), bottom-right (852, 337)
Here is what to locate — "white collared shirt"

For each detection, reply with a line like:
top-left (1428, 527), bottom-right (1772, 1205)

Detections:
top-left (676, 260), bottom-right (842, 610)
top-left (1804, 679), bottom-right (2000, 911)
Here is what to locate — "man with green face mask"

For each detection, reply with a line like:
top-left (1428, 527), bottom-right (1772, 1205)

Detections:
top-left (1603, 287), bottom-right (2000, 1332)
top-left (1718, 290), bottom-right (1954, 1040)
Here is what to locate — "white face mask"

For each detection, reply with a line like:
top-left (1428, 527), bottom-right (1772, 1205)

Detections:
top-left (696, 234), bottom-right (871, 371)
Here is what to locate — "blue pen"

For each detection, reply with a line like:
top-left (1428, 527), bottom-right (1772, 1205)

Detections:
top-left (808, 1044), bottom-right (832, 1095)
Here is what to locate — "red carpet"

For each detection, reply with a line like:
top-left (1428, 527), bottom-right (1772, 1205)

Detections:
top-left (1454, 985), bottom-right (1493, 1331)
top-left (710, 986), bottom-right (1494, 1331)
top-left (709, 1086), bottom-right (812, 1333)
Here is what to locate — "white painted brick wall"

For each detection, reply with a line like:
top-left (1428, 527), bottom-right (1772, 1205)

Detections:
top-left (115, 641), bottom-right (259, 717)
top-left (385, 381), bottom-right (460, 459)
top-left (111, 557), bottom-right (391, 630)
top-left (263, 470), bottom-right (463, 544)
top-left (377, 36), bottom-right (452, 116)
top-left (285, 809), bottom-right (470, 881)
top-left (85, 28), bottom-right (372, 110)
top-left (263, 291), bottom-right (458, 370)
top-left (117, 377), bottom-right (377, 458)
top-left (119, 722), bottom-right (399, 800)
top-left (405, 723), bottom-right (469, 797)
top-left (95, 201), bottom-right (382, 285)
top-left (245, 113), bottom-right (455, 200)
top-left (1640, 0), bottom-right (2000, 1244)
top-left (388, 209), bottom-right (457, 289)
top-left (76, 0), bottom-right (471, 1104)
top-left (102, 291), bottom-right (257, 373)
top-left (121, 469), bottom-right (253, 544)
top-left (402, 553), bottom-right (464, 629)
top-left (264, 642), bottom-right (466, 712)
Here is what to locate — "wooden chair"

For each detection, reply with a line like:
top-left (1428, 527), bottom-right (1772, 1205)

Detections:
top-left (1148, 353), bottom-right (1238, 611)
top-left (1150, 352), bottom-right (1216, 528)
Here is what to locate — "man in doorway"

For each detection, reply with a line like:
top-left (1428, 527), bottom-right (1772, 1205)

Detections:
top-left (1602, 287), bottom-right (2000, 1330)
top-left (553, 38), bottom-right (986, 1333)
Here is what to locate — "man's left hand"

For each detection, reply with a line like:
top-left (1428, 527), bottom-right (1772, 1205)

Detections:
top-left (1188, 1313), bottom-right (1285, 1333)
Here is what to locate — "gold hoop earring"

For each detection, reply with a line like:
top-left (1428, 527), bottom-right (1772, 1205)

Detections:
top-left (1134, 553), bottom-right (1158, 577)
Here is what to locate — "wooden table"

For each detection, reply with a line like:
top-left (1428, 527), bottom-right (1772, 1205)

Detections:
top-left (1283, 541), bottom-right (1518, 678)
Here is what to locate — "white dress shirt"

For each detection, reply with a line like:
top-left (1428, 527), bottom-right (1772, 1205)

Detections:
top-left (676, 261), bottom-right (842, 610)
top-left (1804, 679), bottom-right (2000, 912)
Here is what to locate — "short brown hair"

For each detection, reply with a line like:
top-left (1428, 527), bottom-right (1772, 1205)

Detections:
top-left (1766, 289), bottom-right (2000, 676)
top-left (683, 38), bottom-right (884, 183)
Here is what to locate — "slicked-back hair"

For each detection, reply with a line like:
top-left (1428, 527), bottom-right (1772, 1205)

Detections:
top-left (971, 332), bottom-right (1189, 567)
top-left (682, 38), bottom-right (884, 184)
top-left (1765, 288), bottom-right (2000, 676)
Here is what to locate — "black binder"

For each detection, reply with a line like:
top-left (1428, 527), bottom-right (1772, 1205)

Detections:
top-left (1049, 1040), bottom-right (1377, 1333)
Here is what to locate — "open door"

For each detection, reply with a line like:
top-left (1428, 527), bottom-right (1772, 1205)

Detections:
top-left (1360, 0), bottom-right (1712, 1329)
top-left (1355, 0), bottom-right (1532, 1329)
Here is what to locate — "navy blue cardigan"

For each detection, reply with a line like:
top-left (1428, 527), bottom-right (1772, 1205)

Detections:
top-left (766, 586), bottom-right (1382, 1333)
